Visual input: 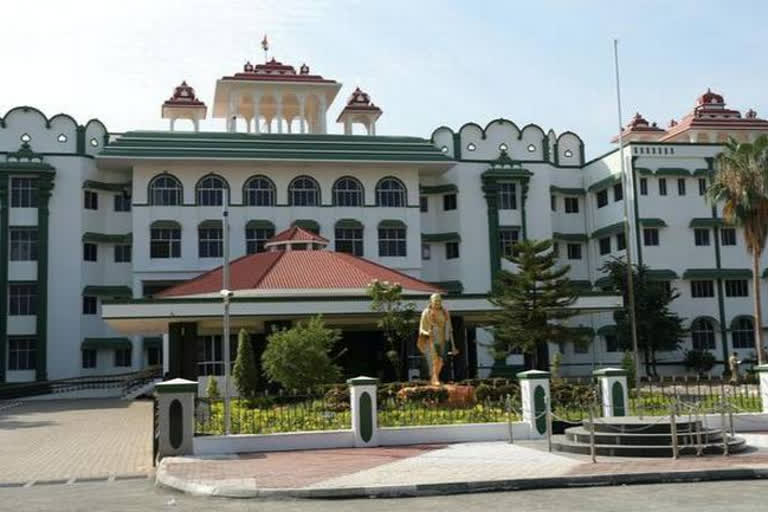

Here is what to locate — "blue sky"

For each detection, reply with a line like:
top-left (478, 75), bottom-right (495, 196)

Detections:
top-left (2, 0), bottom-right (766, 156)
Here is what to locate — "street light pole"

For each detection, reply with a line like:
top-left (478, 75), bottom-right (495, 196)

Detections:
top-left (613, 39), bottom-right (642, 388)
top-left (222, 187), bottom-right (232, 435)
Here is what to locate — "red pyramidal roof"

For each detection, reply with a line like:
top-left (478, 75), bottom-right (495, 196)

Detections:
top-left (155, 250), bottom-right (441, 298)
top-left (267, 226), bottom-right (328, 244)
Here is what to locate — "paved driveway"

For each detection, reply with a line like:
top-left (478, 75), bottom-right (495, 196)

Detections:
top-left (0, 399), bottom-right (153, 484)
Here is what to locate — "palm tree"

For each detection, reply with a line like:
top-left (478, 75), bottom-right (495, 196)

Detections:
top-left (708, 135), bottom-right (768, 366)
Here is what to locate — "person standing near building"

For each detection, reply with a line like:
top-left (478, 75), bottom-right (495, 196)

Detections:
top-left (729, 352), bottom-right (742, 385)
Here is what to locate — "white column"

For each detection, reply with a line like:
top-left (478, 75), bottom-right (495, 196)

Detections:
top-left (155, 378), bottom-right (197, 460)
top-left (517, 370), bottom-right (550, 439)
top-left (594, 368), bottom-right (629, 417)
top-left (370, 120), bottom-right (376, 136)
top-left (162, 333), bottom-right (170, 376)
top-left (318, 95), bottom-right (327, 134)
top-left (227, 93), bottom-right (237, 132)
top-left (246, 118), bottom-right (252, 133)
top-left (348, 376), bottom-right (379, 447)
top-left (252, 94), bottom-right (261, 134)
top-left (757, 365), bottom-right (768, 413)
top-left (169, 118), bottom-right (176, 131)
top-left (276, 95), bottom-right (284, 134)
top-left (299, 95), bottom-right (306, 134)
top-left (343, 119), bottom-right (351, 135)
top-left (192, 119), bottom-right (199, 132)
top-left (266, 118), bottom-right (272, 134)
top-left (287, 118), bottom-right (293, 134)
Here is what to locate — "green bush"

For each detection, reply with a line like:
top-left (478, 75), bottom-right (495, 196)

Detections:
top-left (684, 349), bottom-right (716, 377)
top-left (233, 329), bottom-right (261, 401)
top-left (206, 376), bottom-right (220, 400)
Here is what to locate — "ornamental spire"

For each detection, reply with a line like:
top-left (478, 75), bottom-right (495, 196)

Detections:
top-left (261, 34), bottom-right (269, 62)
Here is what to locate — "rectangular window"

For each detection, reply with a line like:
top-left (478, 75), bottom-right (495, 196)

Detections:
top-left (150, 228), bottom-right (181, 258)
top-left (10, 177), bottom-right (37, 208)
top-left (83, 242), bottom-right (98, 261)
top-left (725, 279), bottom-right (749, 297)
top-left (147, 346), bottom-right (162, 366)
top-left (334, 228), bottom-right (364, 257)
top-left (564, 197), bottom-right (579, 213)
top-left (114, 348), bottom-right (132, 367)
top-left (613, 182), bottom-right (623, 202)
top-left (422, 243), bottom-right (431, 260)
top-left (420, 196), bottom-right (428, 213)
top-left (596, 189), bottom-right (608, 208)
top-left (9, 227), bottom-right (38, 261)
top-left (721, 228), bottom-right (736, 246)
top-left (552, 242), bottom-right (559, 257)
top-left (605, 335), bottom-right (620, 352)
top-left (378, 228), bottom-right (407, 257)
top-left (677, 178), bottom-right (686, 196)
top-left (616, 232), bottom-right (626, 251)
top-left (446, 241), bottom-right (460, 259)
top-left (550, 195), bottom-right (557, 211)
top-left (499, 183), bottom-right (517, 210)
top-left (599, 237), bottom-right (611, 255)
top-left (643, 228), bottom-right (659, 246)
top-left (694, 228), bottom-right (710, 246)
top-left (114, 194), bottom-right (131, 212)
top-left (84, 190), bottom-right (98, 210)
top-left (9, 283), bottom-right (37, 316)
top-left (198, 228), bottom-right (223, 258)
top-left (114, 244), bottom-right (131, 263)
top-left (639, 178), bottom-right (648, 196)
top-left (690, 280), bottom-right (715, 298)
top-left (82, 349), bottom-right (97, 369)
top-left (443, 194), bottom-right (457, 211)
top-left (82, 295), bottom-right (97, 315)
top-left (197, 335), bottom-right (237, 376)
top-left (245, 227), bottom-right (274, 254)
top-left (499, 229), bottom-right (520, 258)
top-left (659, 178), bottom-right (667, 196)
top-left (567, 243), bottom-right (582, 260)
top-left (698, 178), bottom-right (707, 196)
top-left (8, 338), bottom-right (36, 370)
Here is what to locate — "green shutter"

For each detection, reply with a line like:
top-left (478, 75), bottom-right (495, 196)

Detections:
top-left (82, 286), bottom-right (132, 297)
top-left (378, 219), bottom-right (406, 229)
top-left (198, 219), bottom-right (222, 229)
top-left (292, 219), bottom-right (320, 233)
top-left (245, 220), bottom-right (275, 230)
top-left (683, 268), bottom-right (752, 280)
top-left (421, 232), bottom-right (461, 243)
top-left (420, 184), bottom-right (458, 194)
top-left (639, 218), bottom-right (667, 228)
top-left (82, 232), bottom-right (132, 244)
top-left (591, 222), bottom-right (625, 239)
top-left (82, 337), bottom-right (132, 350)
top-left (335, 219), bottom-right (363, 229)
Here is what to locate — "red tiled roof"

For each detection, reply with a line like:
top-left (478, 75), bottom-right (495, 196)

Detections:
top-left (222, 58), bottom-right (337, 84)
top-left (155, 250), bottom-right (441, 298)
top-left (267, 226), bottom-right (328, 244)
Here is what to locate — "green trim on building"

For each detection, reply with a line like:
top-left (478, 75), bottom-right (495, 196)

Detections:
top-left (82, 180), bottom-right (131, 192)
top-left (82, 286), bottom-right (133, 297)
top-left (421, 232), bottom-right (461, 243)
top-left (631, 158), bottom-right (643, 267)
top-left (291, 219), bottom-right (321, 233)
top-left (597, 325), bottom-right (617, 336)
top-left (82, 232), bottom-right (132, 244)
top-left (419, 184), bottom-right (458, 194)
top-left (81, 337), bottom-right (132, 350)
top-left (689, 217), bottom-right (726, 228)
top-left (378, 219), bottom-right (406, 229)
top-left (346, 376), bottom-right (379, 386)
top-left (646, 269), bottom-right (678, 281)
top-left (682, 268), bottom-right (752, 280)
top-left (99, 131), bottom-right (454, 163)
top-left (150, 220), bottom-right (181, 229)
top-left (429, 280), bottom-right (464, 295)
top-left (693, 169), bottom-right (711, 177)
top-left (482, 179), bottom-right (501, 280)
top-left (334, 218), bottom-right (363, 229)
top-left (245, 219), bottom-right (275, 230)
top-left (655, 168), bottom-right (691, 177)
top-left (634, 167), bottom-right (654, 176)
top-left (591, 222), bottom-right (625, 239)
top-left (639, 218), bottom-right (667, 228)
top-left (516, 369), bottom-right (550, 380)
top-left (553, 232), bottom-right (588, 242)
top-left (587, 174), bottom-right (620, 192)
top-left (198, 219), bottom-right (222, 230)
top-left (593, 368), bottom-right (627, 377)
top-left (35, 174), bottom-right (54, 381)
top-left (0, 176), bottom-right (8, 382)
top-left (143, 337), bottom-right (162, 349)
top-left (549, 185), bottom-right (586, 196)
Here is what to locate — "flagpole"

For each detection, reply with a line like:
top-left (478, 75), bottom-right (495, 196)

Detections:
top-left (222, 187), bottom-right (232, 435)
top-left (613, 39), bottom-right (641, 388)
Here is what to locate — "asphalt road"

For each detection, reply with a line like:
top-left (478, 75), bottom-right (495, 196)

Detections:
top-left (1, 478), bottom-right (767, 512)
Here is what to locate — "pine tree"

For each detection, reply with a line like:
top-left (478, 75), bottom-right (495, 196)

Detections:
top-left (233, 328), bottom-right (261, 400)
top-left (489, 239), bottom-right (586, 370)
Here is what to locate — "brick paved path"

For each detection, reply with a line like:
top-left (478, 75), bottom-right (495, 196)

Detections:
top-left (0, 399), bottom-right (153, 484)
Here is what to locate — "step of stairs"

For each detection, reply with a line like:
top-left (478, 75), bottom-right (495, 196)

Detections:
top-left (121, 378), bottom-right (162, 400)
top-left (553, 434), bottom-right (746, 457)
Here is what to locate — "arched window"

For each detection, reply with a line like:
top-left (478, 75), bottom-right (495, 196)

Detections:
top-left (335, 219), bottom-right (363, 256)
top-left (732, 317), bottom-right (755, 349)
top-left (150, 221), bottom-right (181, 259)
top-left (196, 175), bottom-right (228, 206)
top-left (376, 177), bottom-right (406, 207)
top-left (333, 177), bottom-right (363, 206)
top-left (288, 176), bottom-right (320, 206)
top-left (243, 176), bottom-right (275, 206)
top-left (148, 174), bottom-right (183, 206)
top-left (691, 318), bottom-right (716, 350)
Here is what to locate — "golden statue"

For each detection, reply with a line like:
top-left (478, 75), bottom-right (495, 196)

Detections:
top-left (418, 293), bottom-right (458, 385)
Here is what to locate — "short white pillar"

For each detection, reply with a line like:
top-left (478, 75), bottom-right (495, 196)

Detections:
top-left (347, 376), bottom-right (378, 447)
top-left (756, 365), bottom-right (768, 414)
top-left (155, 378), bottom-right (197, 460)
top-left (593, 368), bottom-right (629, 417)
top-left (517, 370), bottom-right (550, 439)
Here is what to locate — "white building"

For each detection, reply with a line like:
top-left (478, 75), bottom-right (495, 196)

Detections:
top-left (1, 57), bottom-right (766, 384)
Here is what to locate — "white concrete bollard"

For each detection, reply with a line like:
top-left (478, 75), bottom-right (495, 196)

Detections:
top-left (517, 370), bottom-right (551, 439)
top-left (756, 365), bottom-right (768, 414)
top-left (593, 368), bottom-right (629, 417)
top-left (155, 378), bottom-right (198, 460)
top-left (347, 376), bottom-right (379, 447)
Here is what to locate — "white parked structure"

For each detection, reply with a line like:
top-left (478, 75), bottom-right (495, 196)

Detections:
top-left (1, 55), bottom-right (767, 385)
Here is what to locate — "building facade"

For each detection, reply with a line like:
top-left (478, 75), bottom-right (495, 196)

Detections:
top-left (1, 58), bottom-right (766, 384)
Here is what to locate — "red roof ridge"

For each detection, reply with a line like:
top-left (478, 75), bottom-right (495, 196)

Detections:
top-left (335, 252), bottom-right (443, 293)
top-left (249, 250), bottom-right (286, 290)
